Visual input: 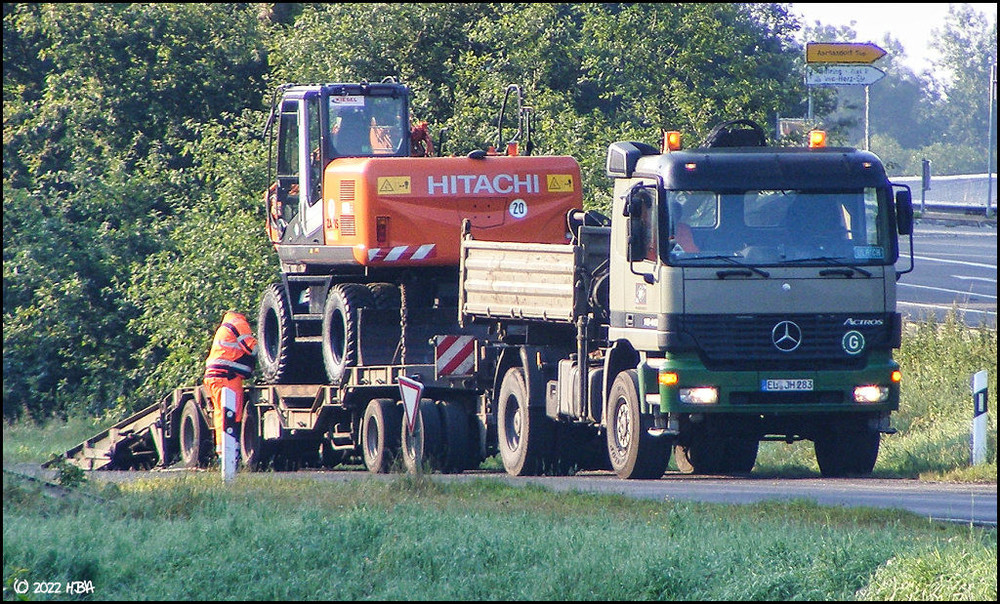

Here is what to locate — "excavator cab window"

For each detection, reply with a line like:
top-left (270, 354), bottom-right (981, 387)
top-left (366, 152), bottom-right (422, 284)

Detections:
top-left (328, 93), bottom-right (407, 157)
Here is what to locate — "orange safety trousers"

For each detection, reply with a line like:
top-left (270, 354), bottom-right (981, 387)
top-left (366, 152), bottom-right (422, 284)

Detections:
top-left (204, 376), bottom-right (245, 455)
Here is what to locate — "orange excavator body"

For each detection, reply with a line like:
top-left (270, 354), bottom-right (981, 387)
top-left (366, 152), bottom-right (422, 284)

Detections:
top-left (308, 154), bottom-right (582, 267)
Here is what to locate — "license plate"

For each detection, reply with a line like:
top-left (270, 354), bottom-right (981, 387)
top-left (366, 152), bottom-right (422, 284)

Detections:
top-left (761, 379), bottom-right (814, 392)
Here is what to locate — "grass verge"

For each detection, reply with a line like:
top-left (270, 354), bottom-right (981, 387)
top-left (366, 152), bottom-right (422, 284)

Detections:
top-left (2, 472), bottom-right (996, 601)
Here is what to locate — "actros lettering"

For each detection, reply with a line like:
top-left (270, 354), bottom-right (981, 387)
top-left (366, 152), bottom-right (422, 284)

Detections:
top-left (843, 318), bottom-right (883, 326)
top-left (428, 174), bottom-right (540, 195)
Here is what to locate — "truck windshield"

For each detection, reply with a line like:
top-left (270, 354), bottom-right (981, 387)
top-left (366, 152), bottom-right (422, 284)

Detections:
top-left (328, 94), bottom-right (407, 157)
top-left (662, 188), bottom-right (894, 266)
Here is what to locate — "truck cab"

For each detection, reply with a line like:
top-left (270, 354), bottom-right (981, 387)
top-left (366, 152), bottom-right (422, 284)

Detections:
top-left (605, 121), bottom-right (915, 476)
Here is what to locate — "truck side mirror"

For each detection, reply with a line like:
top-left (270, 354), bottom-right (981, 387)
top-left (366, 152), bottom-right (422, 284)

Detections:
top-left (895, 189), bottom-right (913, 235)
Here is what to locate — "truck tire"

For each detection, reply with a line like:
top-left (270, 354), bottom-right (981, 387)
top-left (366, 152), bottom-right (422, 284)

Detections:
top-left (606, 370), bottom-right (671, 479)
top-left (402, 399), bottom-right (444, 474)
top-left (179, 398), bottom-right (210, 469)
top-left (497, 367), bottom-right (554, 476)
top-left (437, 399), bottom-right (472, 473)
top-left (240, 403), bottom-right (270, 471)
top-left (322, 283), bottom-right (374, 385)
top-left (674, 436), bottom-right (758, 475)
top-left (814, 420), bottom-right (880, 477)
top-left (362, 398), bottom-right (403, 473)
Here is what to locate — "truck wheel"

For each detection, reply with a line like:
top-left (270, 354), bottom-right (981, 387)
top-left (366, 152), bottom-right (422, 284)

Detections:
top-left (497, 367), bottom-right (554, 476)
top-left (322, 283), bottom-right (374, 385)
top-left (814, 421), bottom-right (880, 477)
top-left (240, 403), bottom-right (270, 471)
top-left (726, 437), bottom-right (760, 474)
top-left (362, 398), bottom-right (403, 473)
top-left (437, 399), bottom-right (472, 473)
top-left (402, 399), bottom-right (444, 474)
top-left (674, 435), bottom-right (758, 475)
top-left (606, 370), bottom-right (671, 479)
top-left (179, 398), bottom-right (210, 469)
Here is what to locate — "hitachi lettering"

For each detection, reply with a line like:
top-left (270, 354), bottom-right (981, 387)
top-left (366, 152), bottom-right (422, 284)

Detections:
top-left (427, 174), bottom-right (540, 195)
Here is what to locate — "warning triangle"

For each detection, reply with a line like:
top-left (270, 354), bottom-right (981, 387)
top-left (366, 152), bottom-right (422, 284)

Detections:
top-left (398, 376), bottom-right (424, 433)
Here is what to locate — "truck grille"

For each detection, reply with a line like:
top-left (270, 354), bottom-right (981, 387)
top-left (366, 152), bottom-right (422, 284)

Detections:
top-left (680, 314), bottom-right (894, 371)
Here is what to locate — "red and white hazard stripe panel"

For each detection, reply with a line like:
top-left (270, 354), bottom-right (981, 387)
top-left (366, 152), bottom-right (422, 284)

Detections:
top-left (435, 335), bottom-right (476, 377)
top-left (367, 244), bottom-right (437, 263)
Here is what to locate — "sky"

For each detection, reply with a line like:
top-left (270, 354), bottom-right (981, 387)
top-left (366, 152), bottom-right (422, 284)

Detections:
top-left (789, 3), bottom-right (998, 74)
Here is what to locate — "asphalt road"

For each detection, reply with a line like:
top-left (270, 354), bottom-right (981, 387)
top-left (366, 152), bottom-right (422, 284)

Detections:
top-left (13, 464), bottom-right (995, 528)
top-left (896, 216), bottom-right (997, 327)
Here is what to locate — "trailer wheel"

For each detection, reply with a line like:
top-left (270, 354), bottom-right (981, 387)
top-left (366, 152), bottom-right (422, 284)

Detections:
top-left (437, 399), bottom-right (472, 473)
top-left (814, 419), bottom-right (880, 477)
top-left (240, 403), bottom-right (270, 471)
top-left (322, 284), bottom-right (374, 385)
top-left (606, 370), bottom-right (671, 479)
top-left (497, 367), bottom-right (554, 476)
top-left (179, 399), bottom-right (210, 469)
top-left (362, 398), bottom-right (403, 473)
top-left (402, 399), bottom-right (444, 474)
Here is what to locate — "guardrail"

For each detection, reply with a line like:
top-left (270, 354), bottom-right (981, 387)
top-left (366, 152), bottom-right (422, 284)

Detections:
top-left (891, 174), bottom-right (997, 217)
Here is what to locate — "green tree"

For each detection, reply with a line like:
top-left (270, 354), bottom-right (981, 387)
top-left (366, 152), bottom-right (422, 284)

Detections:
top-left (926, 4), bottom-right (997, 150)
top-left (3, 4), bottom-right (270, 421)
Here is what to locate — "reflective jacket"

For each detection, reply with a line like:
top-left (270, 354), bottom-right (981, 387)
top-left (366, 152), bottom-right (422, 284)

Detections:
top-left (204, 311), bottom-right (258, 379)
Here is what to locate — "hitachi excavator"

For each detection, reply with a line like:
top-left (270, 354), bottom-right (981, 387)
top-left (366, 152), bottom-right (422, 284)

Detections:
top-left (258, 80), bottom-right (583, 385)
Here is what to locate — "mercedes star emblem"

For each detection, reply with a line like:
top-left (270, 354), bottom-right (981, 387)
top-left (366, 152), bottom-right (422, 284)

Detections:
top-left (772, 320), bottom-right (802, 352)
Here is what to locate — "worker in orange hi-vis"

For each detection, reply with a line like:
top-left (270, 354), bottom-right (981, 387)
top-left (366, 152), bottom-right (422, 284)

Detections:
top-left (203, 310), bottom-right (258, 481)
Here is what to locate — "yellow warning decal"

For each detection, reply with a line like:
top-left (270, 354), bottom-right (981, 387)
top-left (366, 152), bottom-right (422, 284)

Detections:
top-left (546, 174), bottom-right (574, 192)
top-left (377, 176), bottom-right (412, 195)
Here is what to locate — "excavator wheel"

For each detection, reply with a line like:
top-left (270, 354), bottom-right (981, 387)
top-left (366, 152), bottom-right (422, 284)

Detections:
top-left (258, 283), bottom-right (323, 384)
top-left (321, 283), bottom-right (374, 385)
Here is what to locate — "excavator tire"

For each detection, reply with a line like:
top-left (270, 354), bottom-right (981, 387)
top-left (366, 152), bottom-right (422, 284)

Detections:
top-left (321, 283), bottom-right (374, 385)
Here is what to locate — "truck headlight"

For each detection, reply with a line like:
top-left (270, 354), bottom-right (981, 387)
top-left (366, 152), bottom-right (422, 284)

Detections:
top-left (853, 385), bottom-right (889, 403)
top-left (679, 387), bottom-right (718, 404)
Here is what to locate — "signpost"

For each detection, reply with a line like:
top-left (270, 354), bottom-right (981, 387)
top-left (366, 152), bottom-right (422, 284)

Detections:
top-left (805, 41), bottom-right (887, 150)
top-left (806, 65), bottom-right (886, 86)
top-left (806, 42), bottom-right (886, 64)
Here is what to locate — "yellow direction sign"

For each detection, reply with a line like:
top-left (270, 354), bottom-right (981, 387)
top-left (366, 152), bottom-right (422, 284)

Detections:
top-left (806, 42), bottom-right (886, 64)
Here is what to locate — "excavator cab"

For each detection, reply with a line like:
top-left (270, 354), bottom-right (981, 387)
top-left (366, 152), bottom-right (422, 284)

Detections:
top-left (264, 81), bottom-right (412, 245)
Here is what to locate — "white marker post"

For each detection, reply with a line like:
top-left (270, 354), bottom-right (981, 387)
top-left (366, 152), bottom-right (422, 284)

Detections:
top-left (970, 370), bottom-right (988, 466)
top-left (221, 386), bottom-right (239, 482)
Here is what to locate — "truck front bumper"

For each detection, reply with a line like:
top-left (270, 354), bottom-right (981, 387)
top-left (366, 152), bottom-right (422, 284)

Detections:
top-left (643, 354), bottom-right (900, 415)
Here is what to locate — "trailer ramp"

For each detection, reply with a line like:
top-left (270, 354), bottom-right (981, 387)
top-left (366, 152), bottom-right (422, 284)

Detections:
top-left (47, 399), bottom-right (166, 471)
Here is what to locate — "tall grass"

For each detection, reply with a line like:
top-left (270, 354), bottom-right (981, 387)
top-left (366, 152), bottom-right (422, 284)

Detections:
top-left (3, 473), bottom-right (996, 601)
